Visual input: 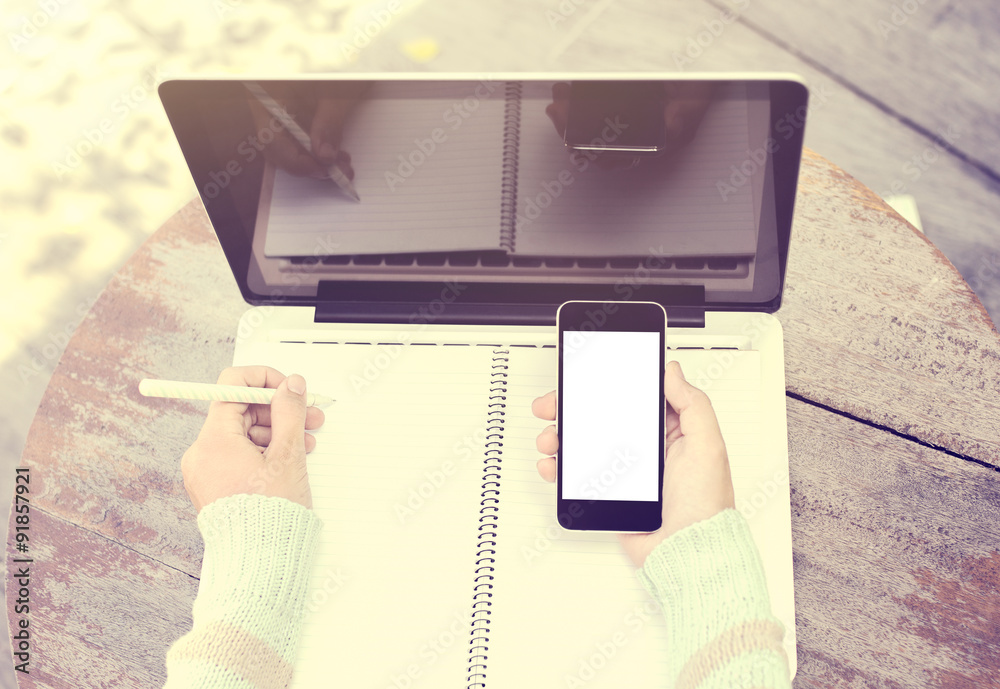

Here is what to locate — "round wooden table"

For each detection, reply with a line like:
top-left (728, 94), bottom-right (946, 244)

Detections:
top-left (7, 149), bottom-right (1000, 687)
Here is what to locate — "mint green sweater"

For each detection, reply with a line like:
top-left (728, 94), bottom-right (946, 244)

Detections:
top-left (163, 495), bottom-right (790, 688)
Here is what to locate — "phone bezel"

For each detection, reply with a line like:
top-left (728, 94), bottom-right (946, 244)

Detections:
top-left (556, 300), bottom-right (665, 532)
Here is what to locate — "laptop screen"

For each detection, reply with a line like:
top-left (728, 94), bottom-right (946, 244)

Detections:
top-left (159, 75), bottom-right (807, 324)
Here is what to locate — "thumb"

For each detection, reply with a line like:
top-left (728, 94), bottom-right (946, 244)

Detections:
top-left (664, 361), bottom-right (724, 440)
top-left (269, 374), bottom-right (308, 459)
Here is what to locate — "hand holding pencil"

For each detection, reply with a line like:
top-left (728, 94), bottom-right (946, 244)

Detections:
top-left (160, 367), bottom-right (328, 513)
top-left (243, 80), bottom-right (364, 201)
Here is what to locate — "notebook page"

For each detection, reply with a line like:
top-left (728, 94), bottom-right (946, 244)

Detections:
top-left (512, 81), bottom-right (758, 257)
top-left (487, 347), bottom-right (789, 687)
top-left (262, 81), bottom-right (507, 257)
top-left (232, 342), bottom-right (494, 688)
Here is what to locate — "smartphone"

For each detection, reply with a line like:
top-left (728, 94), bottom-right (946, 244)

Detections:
top-left (556, 300), bottom-right (666, 532)
top-left (563, 81), bottom-right (667, 155)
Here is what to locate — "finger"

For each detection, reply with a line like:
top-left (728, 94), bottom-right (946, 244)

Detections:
top-left (545, 103), bottom-right (566, 137)
top-left (248, 426), bottom-right (316, 453)
top-left (334, 150), bottom-right (354, 180)
top-left (206, 365), bottom-right (289, 430)
top-left (536, 455), bottom-right (556, 483)
top-left (267, 374), bottom-right (309, 461)
top-left (664, 401), bottom-right (682, 441)
top-left (663, 99), bottom-right (686, 139)
top-left (663, 361), bottom-right (724, 440)
top-left (247, 424), bottom-right (270, 448)
top-left (531, 390), bottom-right (557, 420)
top-left (310, 98), bottom-right (351, 161)
top-left (259, 125), bottom-right (328, 178)
top-left (305, 406), bottom-right (325, 430)
top-left (536, 424), bottom-right (559, 455)
top-left (252, 403), bottom-right (325, 431)
top-left (546, 82), bottom-right (571, 137)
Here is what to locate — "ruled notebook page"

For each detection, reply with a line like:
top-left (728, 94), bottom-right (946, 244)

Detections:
top-left (233, 342), bottom-right (494, 689)
top-left (512, 81), bottom-right (758, 257)
top-left (262, 81), bottom-right (507, 257)
top-left (487, 347), bottom-right (768, 687)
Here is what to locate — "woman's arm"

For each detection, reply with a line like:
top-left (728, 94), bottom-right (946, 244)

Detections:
top-left (638, 508), bottom-right (790, 688)
top-left (164, 494), bottom-right (323, 689)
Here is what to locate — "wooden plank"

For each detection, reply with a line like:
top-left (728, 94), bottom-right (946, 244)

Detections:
top-left (786, 396), bottom-right (1000, 687)
top-left (710, 0), bottom-right (1000, 175)
top-left (782, 150), bottom-right (1000, 465)
top-left (18, 199), bottom-right (246, 571)
top-left (4, 509), bottom-right (196, 688)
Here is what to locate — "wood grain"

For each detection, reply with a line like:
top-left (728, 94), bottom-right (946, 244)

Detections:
top-left (15, 199), bottom-right (246, 573)
top-left (781, 150), bottom-right (1000, 466)
top-left (711, 0), bottom-right (1000, 176)
top-left (4, 510), bottom-right (196, 688)
top-left (787, 396), bottom-right (1000, 688)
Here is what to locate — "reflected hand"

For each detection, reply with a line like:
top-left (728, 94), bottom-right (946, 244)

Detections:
top-left (532, 360), bottom-right (736, 567)
top-left (180, 367), bottom-right (326, 512)
top-left (246, 81), bottom-right (368, 180)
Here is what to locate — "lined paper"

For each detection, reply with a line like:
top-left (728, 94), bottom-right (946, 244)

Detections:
top-left (486, 347), bottom-right (792, 687)
top-left (233, 342), bottom-right (494, 688)
top-left (263, 81), bottom-right (507, 257)
top-left (513, 81), bottom-right (759, 257)
top-left (231, 338), bottom-right (793, 687)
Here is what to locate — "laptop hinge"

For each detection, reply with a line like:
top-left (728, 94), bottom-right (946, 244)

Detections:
top-left (314, 281), bottom-right (705, 326)
top-left (666, 307), bottom-right (706, 329)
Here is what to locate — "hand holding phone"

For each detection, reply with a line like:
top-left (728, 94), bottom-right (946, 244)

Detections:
top-left (555, 301), bottom-right (667, 533)
top-left (535, 357), bottom-right (737, 567)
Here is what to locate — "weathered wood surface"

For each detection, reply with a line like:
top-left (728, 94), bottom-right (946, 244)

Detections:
top-left (781, 150), bottom-right (1000, 465)
top-left (6, 202), bottom-right (239, 688)
top-left (787, 396), bottom-right (1000, 689)
top-left (711, 0), bottom-right (1000, 175)
top-left (13, 200), bottom-right (246, 574)
top-left (7, 149), bottom-right (1000, 686)
top-left (4, 510), bottom-right (197, 689)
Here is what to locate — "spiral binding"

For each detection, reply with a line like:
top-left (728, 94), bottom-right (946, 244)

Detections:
top-left (498, 82), bottom-right (522, 254)
top-left (467, 349), bottom-right (509, 688)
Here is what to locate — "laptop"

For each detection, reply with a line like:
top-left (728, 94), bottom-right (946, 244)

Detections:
top-left (160, 73), bottom-right (806, 686)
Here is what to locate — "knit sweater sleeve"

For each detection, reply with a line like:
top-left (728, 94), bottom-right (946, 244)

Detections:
top-left (163, 494), bottom-right (324, 689)
top-left (636, 508), bottom-right (791, 689)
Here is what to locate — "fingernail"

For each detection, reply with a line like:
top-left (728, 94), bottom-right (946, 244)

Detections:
top-left (288, 374), bottom-right (305, 395)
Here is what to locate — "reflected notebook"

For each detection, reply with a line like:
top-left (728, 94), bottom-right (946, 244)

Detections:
top-left (260, 81), bottom-right (763, 259)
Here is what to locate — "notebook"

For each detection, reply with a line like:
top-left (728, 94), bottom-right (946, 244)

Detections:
top-left (260, 81), bottom-right (761, 259)
top-left (230, 314), bottom-right (795, 688)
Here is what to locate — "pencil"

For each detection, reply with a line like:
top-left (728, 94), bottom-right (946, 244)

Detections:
top-left (139, 378), bottom-right (335, 407)
top-left (243, 81), bottom-right (361, 202)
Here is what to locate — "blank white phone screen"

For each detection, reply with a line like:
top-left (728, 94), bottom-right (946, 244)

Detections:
top-left (561, 330), bottom-right (660, 501)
